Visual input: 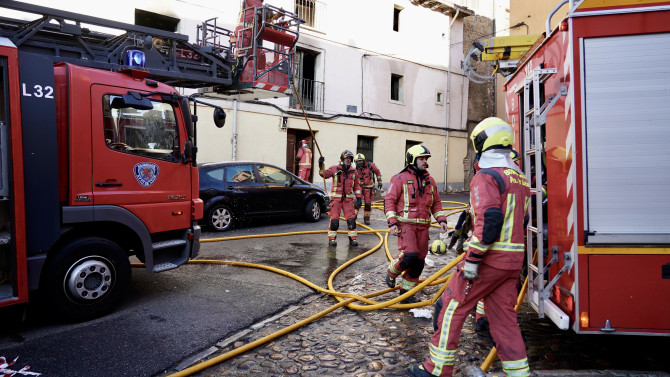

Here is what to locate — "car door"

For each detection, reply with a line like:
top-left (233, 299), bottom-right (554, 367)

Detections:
top-left (256, 164), bottom-right (303, 215)
top-left (91, 85), bottom-right (190, 233)
top-left (223, 163), bottom-right (266, 216)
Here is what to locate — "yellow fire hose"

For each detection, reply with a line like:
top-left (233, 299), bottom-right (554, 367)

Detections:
top-left (129, 199), bottom-right (524, 376)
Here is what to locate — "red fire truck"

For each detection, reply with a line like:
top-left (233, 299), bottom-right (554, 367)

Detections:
top-left (0, 0), bottom-right (299, 320)
top-left (504, 0), bottom-right (670, 335)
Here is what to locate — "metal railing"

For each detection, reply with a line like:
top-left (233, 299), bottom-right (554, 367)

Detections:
top-left (290, 77), bottom-right (324, 112)
top-left (295, 0), bottom-right (326, 32)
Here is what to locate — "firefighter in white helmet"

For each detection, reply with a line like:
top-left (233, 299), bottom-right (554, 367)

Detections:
top-left (409, 117), bottom-right (531, 377)
top-left (384, 145), bottom-right (448, 303)
top-left (295, 139), bottom-right (313, 181)
top-left (354, 153), bottom-right (382, 225)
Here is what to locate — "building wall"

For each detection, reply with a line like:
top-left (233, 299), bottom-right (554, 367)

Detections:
top-left (510, 0), bottom-right (569, 36)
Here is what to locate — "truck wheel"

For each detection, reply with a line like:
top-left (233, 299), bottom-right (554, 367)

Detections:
top-left (42, 237), bottom-right (130, 321)
top-left (209, 204), bottom-right (233, 231)
top-left (304, 198), bottom-right (321, 222)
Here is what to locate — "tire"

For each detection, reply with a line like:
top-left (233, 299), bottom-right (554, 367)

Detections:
top-left (42, 237), bottom-right (131, 322)
top-left (209, 204), bottom-right (234, 231)
top-left (304, 198), bottom-right (321, 222)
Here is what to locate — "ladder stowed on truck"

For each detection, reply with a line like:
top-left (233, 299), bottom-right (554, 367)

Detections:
top-left (502, 0), bottom-right (670, 336)
top-left (0, 0), bottom-right (300, 321)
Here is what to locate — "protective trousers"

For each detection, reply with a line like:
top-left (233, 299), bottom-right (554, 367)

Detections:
top-left (354, 187), bottom-right (373, 220)
top-left (387, 224), bottom-right (429, 290)
top-left (328, 197), bottom-right (357, 240)
top-left (298, 167), bottom-right (311, 181)
top-left (424, 263), bottom-right (529, 377)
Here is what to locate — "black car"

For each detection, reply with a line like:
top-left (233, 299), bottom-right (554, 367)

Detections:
top-left (198, 161), bottom-right (330, 231)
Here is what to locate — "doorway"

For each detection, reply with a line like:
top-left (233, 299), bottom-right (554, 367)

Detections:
top-left (286, 129), bottom-right (316, 182)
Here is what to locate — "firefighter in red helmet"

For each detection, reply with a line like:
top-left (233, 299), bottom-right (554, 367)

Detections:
top-left (319, 150), bottom-right (362, 246)
top-left (408, 117), bottom-right (531, 377)
top-left (354, 153), bottom-right (382, 225)
top-left (295, 139), bottom-right (313, 181)
top-left (384, 145), bottom-right (448, 303)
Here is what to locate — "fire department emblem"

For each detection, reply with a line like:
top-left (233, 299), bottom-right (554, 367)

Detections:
top-left (134, 162), bottom-right (159, 187)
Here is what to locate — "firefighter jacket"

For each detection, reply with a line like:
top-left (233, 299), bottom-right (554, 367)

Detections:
top-left (356, 162), bottom-right (382, 188)
top-left (465, 166), bottom-right (531, 271)
top-left (320, 164), bottom-right (362, 200)
top-left (384, 168), bottom-right (447, 227)
top-left (296, 146), bottom-right (312, 168)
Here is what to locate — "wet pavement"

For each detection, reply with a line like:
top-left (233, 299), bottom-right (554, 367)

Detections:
top-left (157, 194), bottom-right (670, 377)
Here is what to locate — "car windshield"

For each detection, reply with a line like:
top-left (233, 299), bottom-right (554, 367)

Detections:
top-left (258, 165), bottom-right (292, 184)
top-left (225, 165), bottom-right (256, 183)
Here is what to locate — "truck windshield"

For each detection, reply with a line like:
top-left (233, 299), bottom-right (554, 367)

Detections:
top-left (103, 94), bottom-right (180, 162)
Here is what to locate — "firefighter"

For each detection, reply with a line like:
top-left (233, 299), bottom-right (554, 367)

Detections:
top-left (318, 150), bottom-right (362, 246)
top-left (354, 153), bottom-right (382, 225)
top-left (385, 145), bottom-right (448, 303)
top-left (408, 118), bottom-right (531, 377)
top-left (295, 139), bottom-right (313, 181)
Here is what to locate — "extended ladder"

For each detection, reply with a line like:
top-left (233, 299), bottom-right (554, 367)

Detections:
top-left (522, 67), bottom-right (571, 329)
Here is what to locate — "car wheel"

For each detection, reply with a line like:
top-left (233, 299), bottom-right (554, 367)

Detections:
top-left (209, 204), bottom-right (233, 231)
top-left (305, 198), bottom-right (321, 222)
top-left (42, 237), bottom-right (131, 321)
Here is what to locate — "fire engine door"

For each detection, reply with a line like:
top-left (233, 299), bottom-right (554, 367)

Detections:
top-left (91, 85), bottom-right (191, 233)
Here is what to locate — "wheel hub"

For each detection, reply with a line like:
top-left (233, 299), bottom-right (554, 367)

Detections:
top-left (67, 258), bottom-right (113, 301)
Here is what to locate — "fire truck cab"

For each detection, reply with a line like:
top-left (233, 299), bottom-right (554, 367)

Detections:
top-left (504, 0), bottom-right (670, 335)
top-left (0, 0), bottom-right (300, 321)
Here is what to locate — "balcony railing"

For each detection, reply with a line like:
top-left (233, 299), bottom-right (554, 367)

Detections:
top-left (295, 0), bottom-right (326, 32)
top-left (290, 77), bottom-right (324, 113)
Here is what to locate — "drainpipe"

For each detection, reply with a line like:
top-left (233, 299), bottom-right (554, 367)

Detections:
top-left (232, 98), bottom-right (238, 161)
top-left (444, 9), bottom-right (459, 193)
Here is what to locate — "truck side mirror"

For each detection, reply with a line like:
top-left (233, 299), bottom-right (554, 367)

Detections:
top-left (182, 140), bottom-right (197, 164)
top-left (213, 107), bottom-right (226, 128)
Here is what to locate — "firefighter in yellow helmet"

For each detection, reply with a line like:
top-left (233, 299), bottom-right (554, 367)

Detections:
top-left (410, 118), bottom-right (531, 377)
top-left (318, 150), bottom-right (362, 246)
top-left (354, 153), bottom-right (382, 225)
top-left (384, 145), bottom-right (448, 304)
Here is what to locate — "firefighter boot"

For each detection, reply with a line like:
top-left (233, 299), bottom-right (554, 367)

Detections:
top-left (385, 271), bottom-right (396, 288)
top-left (407, 364), bottom-right (434, 377)
top-left (364, 215), bottom-right (370, 225)
top-left (398, 289), bottom-right (419, 304)
top-left (328, 239), bottom-right (337, 246)
top-left (349, 237), bottom-right (358, 246)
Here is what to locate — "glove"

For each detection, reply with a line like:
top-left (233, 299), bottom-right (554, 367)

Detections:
top-left (377, 181), bottom-right (382, 189)
top-left (318, 156), bottom-right (325, 169)
top-left (354, 197), bottom-right (362, 209)
top-left (462, 261), bottom-right (480, 281)
top-left (295, 156), bottom-right (300, 162)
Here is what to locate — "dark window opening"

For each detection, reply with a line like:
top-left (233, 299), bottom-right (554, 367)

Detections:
top-left (135, 9), bottom-right (179, 32)
top-left (391, 74), bottom-right (402, 102)
top-left (393, 7), bottom-right (401, 32)
top-left (357, 136), bottom-right (375, 162)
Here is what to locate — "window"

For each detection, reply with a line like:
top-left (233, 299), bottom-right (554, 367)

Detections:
top-left (225, 165), bottom-right (257, 183)
top-left (103, 94), bottom-right (179, 162)
top-left (405, 140), bottom-right (421, 154)
top-left (357, 136), bottom-right (375, 162)
top-left (201, 167), bottom-right (224, 187)
top-left (393, 6), bottom-right (403, 32)
top-left (258, 165), bottom-right (292, 184)
top-left (391, 74), bottom-right (403, 102)
top-left (291, 48), bottom-right (324, 112)
top-left (435, 90), bottom-right (444, 105)
top-left (135, 9), bottom-right (179, 32)
top-left (296, 0), bottom-right (316, 28)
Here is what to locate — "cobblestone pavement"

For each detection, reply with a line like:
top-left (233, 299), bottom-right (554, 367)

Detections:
top-left (163, 251), bottom-right (670, 377)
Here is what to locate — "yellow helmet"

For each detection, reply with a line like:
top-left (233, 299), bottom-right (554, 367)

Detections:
top-left (430, 240), bottom-right (447, 255)
top-left (471, 117), bottom-right (513, 154)
top-left (405, 145), bottom-right (431, 165)
top-left (355, 153), bottom-right (365, 162)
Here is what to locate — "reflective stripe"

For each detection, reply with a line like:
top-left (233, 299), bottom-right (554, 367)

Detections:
top-left (396, 216), bottom-right (432, 224)
top-left (363, 185), bottom-right (374, 188)
top-left (385, 211), bottom-right (397, 220)
top-left (347, 230), bottom-right (357, 237)
top-left (433, 210), bottom-right (446, 218)
top-left (403, 184), bottom-right (410, 215)
top-left (469, 236), bottom-right (524, 253)
top-left (388, 251), bottom-right (403, 275)
top-left (476, 301), bottom-right (485, 316)
top-left (431, 298), bottom-right (460, 375)
top-left (328, 230), bottom-right (337, 237)
top-left (502, 358), bottom-right (530, 377)
top-left (400, 279), bottom-right (417, 290)
top-left (299, 162), bottom-right (311, 166)
top-left (501, 193), bottom-right (515, 243)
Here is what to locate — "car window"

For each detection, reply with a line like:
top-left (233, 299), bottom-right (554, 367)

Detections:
top-left (258, 165), bottom-right (292, 184)
top-left (225, 165), bottom-right (257, 183)
top-left (201, 167), bottom-right (224, 186)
